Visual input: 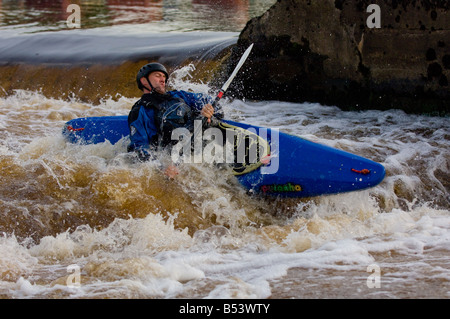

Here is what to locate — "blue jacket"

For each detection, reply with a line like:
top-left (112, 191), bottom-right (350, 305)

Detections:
top-left (127, 90), bottom-right (216, 160)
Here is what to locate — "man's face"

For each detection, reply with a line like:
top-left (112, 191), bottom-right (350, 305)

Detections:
top-left (147, 71), bottom-right (166, 93)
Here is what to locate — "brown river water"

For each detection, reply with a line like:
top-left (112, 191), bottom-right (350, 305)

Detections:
top-left (0, 0), bottom-right (448, 301)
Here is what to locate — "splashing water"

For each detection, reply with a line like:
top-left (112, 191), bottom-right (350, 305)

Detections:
top-left (0, 65), bottom-right (449, 299)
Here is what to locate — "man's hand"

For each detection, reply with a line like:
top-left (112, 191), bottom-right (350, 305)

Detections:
top-left (164, 164), bottom-right (179, 179)
top-left (201, 104), bottom-right (214, 124)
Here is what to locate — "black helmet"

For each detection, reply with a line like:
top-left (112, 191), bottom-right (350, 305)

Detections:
top-left (136, 62), bottom-right (169, 90)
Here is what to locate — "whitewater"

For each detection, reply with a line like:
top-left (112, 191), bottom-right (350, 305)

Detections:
top-left (0, 0), bottom-right (448, 299)
top-left (0, 85), bottom-right (448, 299)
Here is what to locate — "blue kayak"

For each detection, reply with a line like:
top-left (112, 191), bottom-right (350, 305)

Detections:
top-left (62, 115), bottom-right (385, 198)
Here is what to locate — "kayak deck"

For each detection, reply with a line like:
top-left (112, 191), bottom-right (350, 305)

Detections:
top-left (62, 116), bottom-right (385, 197)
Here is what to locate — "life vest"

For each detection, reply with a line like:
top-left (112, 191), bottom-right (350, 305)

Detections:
top-left (142, 92), bottom-right (196, 147)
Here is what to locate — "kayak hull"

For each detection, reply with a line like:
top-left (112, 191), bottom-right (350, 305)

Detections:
top-left (62, 115), bottom-right (385, 197)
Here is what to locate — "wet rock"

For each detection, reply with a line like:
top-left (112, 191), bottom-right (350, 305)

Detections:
top-left (227, 0), bottom-right (449, 115)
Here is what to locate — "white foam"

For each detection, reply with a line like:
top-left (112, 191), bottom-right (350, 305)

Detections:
top-left (1, 89), bottom-right (449, 298)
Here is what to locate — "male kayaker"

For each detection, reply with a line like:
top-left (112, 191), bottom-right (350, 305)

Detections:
top-left (127, 62), bottom-right (222, 177)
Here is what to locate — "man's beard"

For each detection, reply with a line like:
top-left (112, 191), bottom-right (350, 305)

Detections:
top-left (153, 86), bottom-right (165, 94)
